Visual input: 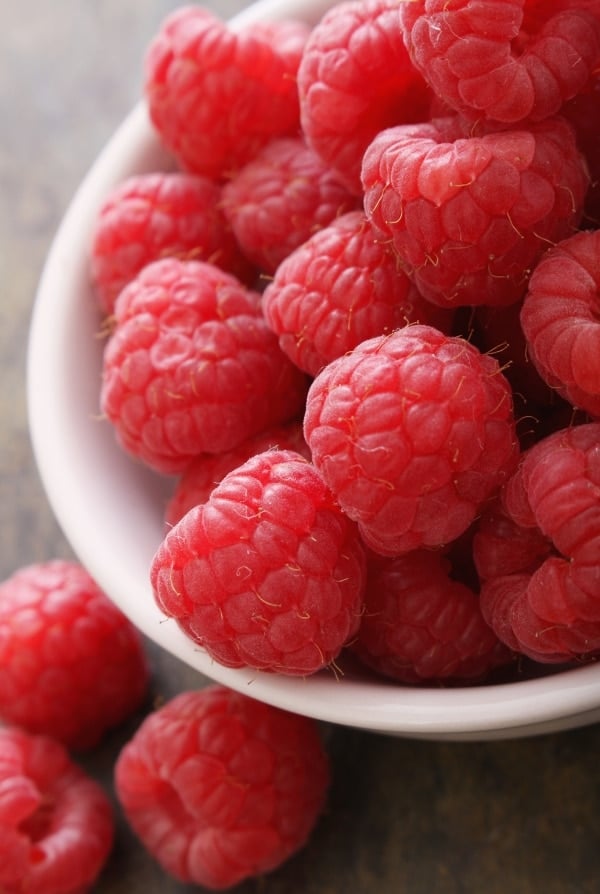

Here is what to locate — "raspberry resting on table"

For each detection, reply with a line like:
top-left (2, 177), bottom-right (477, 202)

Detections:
top-left (89, 171), bottom-right (254, 316)
top-left (151, 449), bottom-right (366, 676)
top-left (100, 257), bottom-right (308, 475)
top-left (303, 324), bottom-right (519, 556)
top-left (144, 6), bottom-right (307, 179)
top-left (0, 726), bottom-right (114, 894)
top-left (114, 686), bottom-right (329, 890)
top-left (0, 560), bottom-right (149, 751)
top-left (399, 0), bottom-right (600, 125)
top-left (262, 210), bottom-right (453, 377)
top-left (361, 114), bottom-right (589, 308)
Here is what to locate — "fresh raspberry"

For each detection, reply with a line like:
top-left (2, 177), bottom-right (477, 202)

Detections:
top-left (114, 686), bottom-right (329, 890)
top-left (262, 210), bottom-right (453, 377)
top-left (520, 229), bottom-right (600, 419)
top-left (361, 114), bottom-right (588, 308)
top-left (475, 423), bottom-right (600, 663)
top-left (0, 560), bottom-right (149, 751)
top-left (399, 0), bottom-right (600, 124)
top-left (563, 71), bottom-right (600, 226)
top-left (150, 449), bottom-right (366, 675)
top-left (89, 171), bottom-right (254, 316)
top-left (220, 137), bottom-right (359, 275)
top-left (0, 726), bottom-right (114, 894)
top-left (297, 0), bottom-right (432, 195)
top-left (165, 421), bottom-right (310, 527)
top-left (303, 324), bottom-right (519, 556)
top-left (352, 549), bottom-right (512, 684)
top-left (144, 6), bottom-right (305, 179)
top-left (100, 258), bottom-right (308, 475)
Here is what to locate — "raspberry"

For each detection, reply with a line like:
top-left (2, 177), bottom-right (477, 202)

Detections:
top-left (520, 229), bottom-right (600, 418)
top-left (100, 258), bottom-right (308, 475)
top-left (0, 726), bottom-right (114, 893)
top-left (0, 560), bottom-right (149, 751)
top-left (144, 7), bottom-right (305, 179)
top-left (114, 686), bottom-right (329, 889)
top-left (563, 70), bottom-right (600, 225)
top-left (297, 0), bottom-right (431, 195)
top-left (399, 0), bottom-right (600, 124)
top-left (303, 324), bottom-right (519, 556)
top-left (220, 137), bottom-right (359, 275)
top-left (150, 449), bottom-right (366, 675)
top-left (89, 172), bottom-right (254, 316)
top-left (262, 210), bottom-right (453, 376)
top-left (361, 114), bottom-right (588, 308)
top-left (475, 423), bottom-right (600, 663)
top-left (352, 549), bottom-right (511, 684)
top-left (165, 421), bottom-right (310, 527)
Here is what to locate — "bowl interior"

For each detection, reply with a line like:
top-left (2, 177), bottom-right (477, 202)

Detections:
top-left (26, 0), bottom-right (600, 740)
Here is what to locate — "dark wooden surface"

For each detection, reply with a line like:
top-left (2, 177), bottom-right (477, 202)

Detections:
top-left (3, 2), bottom-right (600, 891)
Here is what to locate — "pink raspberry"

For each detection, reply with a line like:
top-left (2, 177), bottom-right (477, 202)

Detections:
top-left (0, 560), bottom-right (149, 751)
top-left (220, 137), bottom-right (359, 274)
top-left (89, 171), bottom-right (254, 316)
top-left (151, 449), bottom-right (366, 675)
top-left (165, 421), bottom-right (310, 527)
top-left (297, 0), bottom-right (432, 195)
top-left (361, 114), bottom-right (588, 308)
top-left (114, 686), bottom-right (329, 890)
top-left (475, 423), bottom-right (600, 663)
top-left (262, 211), bottom-right (452, 377)
top-left (144, 7), bottom-right (305, 179)
top-left (0, 726), bottom-right (114, 894)
top-left (520, 229), bottom-right (600, 418)
top-left (100, 258), bottom-right (308, 475)
top-left (303, 324), bottom-right (519, 556)
top-left (352, 549), bottom-right (512, 684)
top-left (399, 0), bottom-right (600, 124)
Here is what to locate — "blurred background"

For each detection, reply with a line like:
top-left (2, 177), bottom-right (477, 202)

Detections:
top-left (3, 2), bottom-right (600, 892)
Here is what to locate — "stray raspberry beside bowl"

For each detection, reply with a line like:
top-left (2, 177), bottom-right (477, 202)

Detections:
top-left (28, 0), bottom-right (600, 741)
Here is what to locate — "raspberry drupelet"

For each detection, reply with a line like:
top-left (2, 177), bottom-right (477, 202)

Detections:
top-left (0, 560), bottom-right (149, 751)
top-left (100, 257), bottom-right (308, 475)
top-left (151, 449), bottom-right (366, 676)
top-left (0, 727), bottom-right (114, 894)
top-left (114, 686), bottom-right (329, 890)
top-left (303, 324), bottom-right (520, 556)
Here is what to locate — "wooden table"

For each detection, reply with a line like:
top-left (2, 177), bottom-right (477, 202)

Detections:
top-left (3, 2), bottom-right (600, 891)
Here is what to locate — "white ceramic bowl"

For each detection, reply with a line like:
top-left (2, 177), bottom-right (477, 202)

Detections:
top-left (27, 0), bottom-right (600, 741)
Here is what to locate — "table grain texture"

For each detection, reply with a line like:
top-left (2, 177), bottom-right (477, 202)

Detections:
top-left (3, 2), bottom-right (600, 892)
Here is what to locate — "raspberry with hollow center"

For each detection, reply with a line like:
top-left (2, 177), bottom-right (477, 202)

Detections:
top-left (151, 449), bottom-right (366, 675)
top-left (115, 686), bottom-right (329, 890)
top-left (0, 559), bottom-right (149, 751)
top-left (361, 114), bottom-right (588, 308)
top-left (303, 324), bottom-right (520, 556)
top-left (0, 726), bottom-right (114, 894)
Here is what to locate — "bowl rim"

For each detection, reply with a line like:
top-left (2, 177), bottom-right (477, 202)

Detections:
top-left (26, 0), bottom-right (600, 740)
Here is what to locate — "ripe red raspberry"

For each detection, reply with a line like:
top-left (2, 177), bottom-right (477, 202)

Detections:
top-left (115, 686), bottom-right (329, 889)
top-left (352, 549), bottom-right (512, 684)
top-left (220, 137), bottom-right (359, 275)
top-left (399, 0), bottom-right (600, 124)
top-left (0, 726), bottom-right (114, 893)
top-left (297, 0), bottom-right (432, 195)
top-left (100, 258), bottom-right (308, 475)
top-left (520, 229), bottom-right (600, 419)
top-left (475, 423), bottom-right (600, 663)
top-left (89, 171), bottom-right (254, 316)
top-left (151, 449), bottom-right (366, 675)
top-left (165, 421), bottom-right (310, 527)
top-left (262, 211), bottom-right (452, 377)
top-left (144, 6), bottom-right (305, 179)
top-left (303, 324), bottom-right (519, 556)
top-left (563, 70), bottom-right (600, 225)
top-left (0, 560), bottom-right (149, 751)
top-left (361, 114), bottom-right (588, 309)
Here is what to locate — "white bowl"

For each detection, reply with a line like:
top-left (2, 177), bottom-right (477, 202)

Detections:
top-left (27, 0), bottom-right (600, 741)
